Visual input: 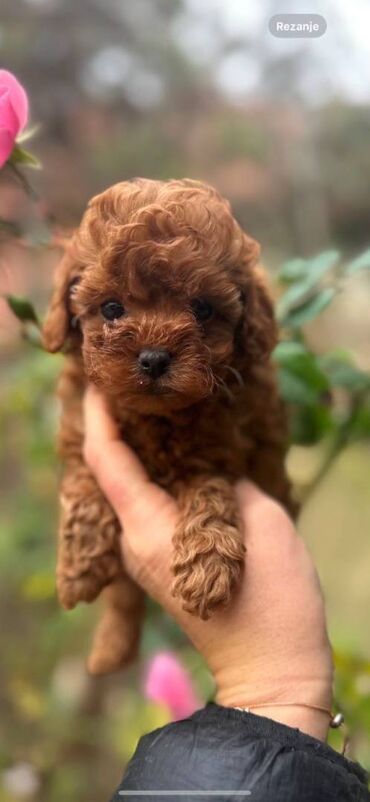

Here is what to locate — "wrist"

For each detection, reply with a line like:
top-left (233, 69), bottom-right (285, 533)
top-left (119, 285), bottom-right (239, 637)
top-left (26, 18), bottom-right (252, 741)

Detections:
top-left (213, 663), bottom-right (333, 741)
top-left (231, 703), bottom-right (330, 740)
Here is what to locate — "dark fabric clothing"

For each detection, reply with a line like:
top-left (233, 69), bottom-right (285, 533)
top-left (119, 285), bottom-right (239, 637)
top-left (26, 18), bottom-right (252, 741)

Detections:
top-left (110, 702), bottom-right (369, 802)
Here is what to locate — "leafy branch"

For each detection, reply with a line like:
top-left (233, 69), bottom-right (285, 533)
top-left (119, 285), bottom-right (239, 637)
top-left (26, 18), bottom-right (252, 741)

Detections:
top-left (274, 249), bottom-right (370, 498)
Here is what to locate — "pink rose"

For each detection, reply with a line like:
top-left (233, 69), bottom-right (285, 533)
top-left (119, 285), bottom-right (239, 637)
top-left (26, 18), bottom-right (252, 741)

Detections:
top-left (144, 651), bottom-right (201, 721)
top-left (0, 70), bottom-right (29, 167)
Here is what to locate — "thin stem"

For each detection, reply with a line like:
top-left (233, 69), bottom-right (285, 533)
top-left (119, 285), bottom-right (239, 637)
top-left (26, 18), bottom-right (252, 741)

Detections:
top-left (5, 161), bottom-right (57, 229)
top-left (302, 429), bottom-right (347, 503)
top-left (7, 160), bottom-right (40, 202)
top-left (302, 391), bottom-right (367, 503)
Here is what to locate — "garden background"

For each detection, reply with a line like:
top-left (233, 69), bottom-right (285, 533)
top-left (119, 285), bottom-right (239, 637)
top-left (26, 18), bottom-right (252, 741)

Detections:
top-left (1, 1), bottom-right (370, 800)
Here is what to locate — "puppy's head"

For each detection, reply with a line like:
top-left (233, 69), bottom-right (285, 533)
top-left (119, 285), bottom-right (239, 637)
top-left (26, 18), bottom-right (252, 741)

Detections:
top-left (43, 178), bottom-right (277, 413)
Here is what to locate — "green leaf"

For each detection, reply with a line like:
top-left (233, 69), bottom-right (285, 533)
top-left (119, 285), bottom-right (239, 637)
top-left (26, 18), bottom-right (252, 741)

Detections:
top-left (278, 250), bottom-right (340, 286)
top-left (9, 144), bottom-right (41, 169)
top-left (319, 355), bottom-right (370, 392)
top-left (273, 341), bottom-right (309, 364)
top-left (346, 248), bottom-right (370, 276)
top-left (22, 325), bottom-right (44, 349)
top-left (290, 405), bottom-right (334, 445)
top-left (309, 249), bottom-right (340, 276)
top-left (347, 404), bottom-right (370, 438)
top-left (277, 250), bottom-right (340, 320)
top-left (279, 287), bottom-right (336, 328)
top-left (5, 295), bottom-right (39, 325)
top-left (278, 258), bottom-right (308, 283)
top-left (274, 344), bottom-right (329, 395)
top-left (277, 367), bottom-right (319, 406)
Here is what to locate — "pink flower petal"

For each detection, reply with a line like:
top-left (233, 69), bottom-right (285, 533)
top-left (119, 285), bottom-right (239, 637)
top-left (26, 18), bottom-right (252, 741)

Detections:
top-left (144, 652), bottom-right (200, 721)
top-left (0, 90), bottom-right (19, 137)
top-left (0, 70), bottom-right (29, 131)
top-left (0, 127), bottom-right (15, 167)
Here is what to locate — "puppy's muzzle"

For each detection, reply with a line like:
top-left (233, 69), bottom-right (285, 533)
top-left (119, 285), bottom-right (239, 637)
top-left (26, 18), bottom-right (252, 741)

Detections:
top-left (138, 348), bottom-right (171, 379)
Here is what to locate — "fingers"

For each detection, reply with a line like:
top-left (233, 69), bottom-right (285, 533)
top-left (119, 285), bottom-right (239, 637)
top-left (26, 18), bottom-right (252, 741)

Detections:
top-left (235, 478), bottom-right (299, 570)
top-left (84, 384), bottom-right (152, 519)
top-left (235, 478), bottom-right (269, 510)
top-left (235, 479), bottom-right (293, 533)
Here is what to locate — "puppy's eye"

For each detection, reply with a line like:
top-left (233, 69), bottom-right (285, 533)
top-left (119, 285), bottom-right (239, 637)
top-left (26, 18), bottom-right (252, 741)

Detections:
top-left (191, 298), bottom-right (213, 323)
top-left (100, 299), bottom-right (125, 321)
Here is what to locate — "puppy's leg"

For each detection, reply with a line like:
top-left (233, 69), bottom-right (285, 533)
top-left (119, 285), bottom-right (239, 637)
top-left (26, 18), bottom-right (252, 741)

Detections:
top-left (58, 462), bottom-right (145, 674)
top-left (57, 462), bottom-right (122, 609)
top-left (172, 477), bottom-right (245, 619)
top-left (55, 360), bottom-right (144, 673)
top-left (87, 574), bottom-right (145, 675)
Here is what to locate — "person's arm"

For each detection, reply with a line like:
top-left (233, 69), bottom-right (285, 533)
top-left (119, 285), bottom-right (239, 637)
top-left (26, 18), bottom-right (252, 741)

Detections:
top-left (84, 384), bottom-right (332, 739)
top-left (83, 385), bottom-right (370, 802)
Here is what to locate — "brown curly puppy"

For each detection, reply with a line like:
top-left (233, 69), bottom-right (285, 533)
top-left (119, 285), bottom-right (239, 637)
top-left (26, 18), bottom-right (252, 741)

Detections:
top-left (42, 178), bottom-right (292, 675)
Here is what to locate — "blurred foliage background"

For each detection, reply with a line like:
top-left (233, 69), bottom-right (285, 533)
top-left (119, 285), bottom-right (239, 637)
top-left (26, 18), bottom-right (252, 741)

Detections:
top-left (0, 1), bottom-right (370, 800)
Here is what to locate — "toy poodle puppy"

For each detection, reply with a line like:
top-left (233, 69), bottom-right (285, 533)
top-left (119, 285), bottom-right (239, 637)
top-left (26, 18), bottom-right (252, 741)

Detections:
top-left (42, 178), bottom-right (292, 674)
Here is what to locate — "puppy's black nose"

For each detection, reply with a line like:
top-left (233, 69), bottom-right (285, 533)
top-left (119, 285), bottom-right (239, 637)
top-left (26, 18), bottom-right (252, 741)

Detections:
top-left (138, 348), bottom-right (171, 379)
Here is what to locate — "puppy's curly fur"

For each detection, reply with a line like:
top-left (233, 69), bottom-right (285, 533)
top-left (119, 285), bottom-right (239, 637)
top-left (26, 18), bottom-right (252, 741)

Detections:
top-left (43, 178), bottom-right (293, 675)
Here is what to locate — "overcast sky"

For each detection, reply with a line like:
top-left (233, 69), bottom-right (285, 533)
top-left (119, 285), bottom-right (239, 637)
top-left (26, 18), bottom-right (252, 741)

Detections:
top-left (22, 0), bottom-right (370, 107)
top-left (181, 0), bottom-right (370, 104)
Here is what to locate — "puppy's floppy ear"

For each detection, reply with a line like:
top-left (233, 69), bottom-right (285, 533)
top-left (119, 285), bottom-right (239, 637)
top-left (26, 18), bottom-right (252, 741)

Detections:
top-left (237, 234), bottom-right (278, 363)
top-left (42, 242), bottom-right (80, 353)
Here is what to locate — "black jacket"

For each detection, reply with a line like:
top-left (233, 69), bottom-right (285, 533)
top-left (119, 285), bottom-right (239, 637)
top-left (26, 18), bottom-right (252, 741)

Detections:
top-left (111, 703), bottom-right (369, 802)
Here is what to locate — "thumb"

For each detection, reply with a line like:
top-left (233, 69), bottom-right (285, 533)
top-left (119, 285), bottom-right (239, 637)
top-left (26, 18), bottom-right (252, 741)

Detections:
top-left (83, 384), bottom-right (158, 523)
top-left (84, 385), bottom-right (178, 599)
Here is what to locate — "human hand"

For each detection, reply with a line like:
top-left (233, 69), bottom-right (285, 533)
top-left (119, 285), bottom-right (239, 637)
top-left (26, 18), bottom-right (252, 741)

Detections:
top-left (84, 384), bottom-right (333, 740)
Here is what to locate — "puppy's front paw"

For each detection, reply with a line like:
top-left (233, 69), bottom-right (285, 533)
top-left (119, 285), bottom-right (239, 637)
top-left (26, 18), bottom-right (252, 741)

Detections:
top-left (57, 494), bottom-right (121, 609)
top-left (57, 571), bottom-right (102, 610)
top-left (172, 540), bottom-right (244, 620)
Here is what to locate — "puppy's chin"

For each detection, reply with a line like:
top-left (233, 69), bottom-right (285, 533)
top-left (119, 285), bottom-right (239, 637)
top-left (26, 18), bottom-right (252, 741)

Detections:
top-left (96, 373), bottom-right (214, 415)
top-left (120, 393), bottom-right (196, 416)
top-left (118, 382), bottom-right (212, 415)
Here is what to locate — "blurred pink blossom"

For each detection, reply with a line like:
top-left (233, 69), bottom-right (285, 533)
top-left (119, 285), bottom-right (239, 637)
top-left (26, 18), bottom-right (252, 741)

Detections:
top-left (0, 70), bottom-right (29, 167)
top-left (144, 651), bottom-right (201, 721)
